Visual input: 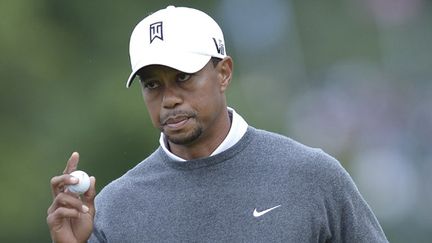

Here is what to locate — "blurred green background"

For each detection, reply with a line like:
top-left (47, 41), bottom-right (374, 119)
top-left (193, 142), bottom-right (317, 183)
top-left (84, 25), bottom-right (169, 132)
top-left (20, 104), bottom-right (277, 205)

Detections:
top-left (1, 0), bottom-right (431, 242)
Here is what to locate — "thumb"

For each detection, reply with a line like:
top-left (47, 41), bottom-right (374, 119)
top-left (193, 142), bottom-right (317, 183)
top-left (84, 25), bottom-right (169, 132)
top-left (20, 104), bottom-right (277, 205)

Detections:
top-left (82, 176), bottom-right (97, 217)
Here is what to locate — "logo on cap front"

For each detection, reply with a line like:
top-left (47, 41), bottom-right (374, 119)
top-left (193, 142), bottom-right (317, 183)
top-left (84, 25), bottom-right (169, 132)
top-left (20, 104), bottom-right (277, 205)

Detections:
top-left (150, 21), bottom-right (163, 43)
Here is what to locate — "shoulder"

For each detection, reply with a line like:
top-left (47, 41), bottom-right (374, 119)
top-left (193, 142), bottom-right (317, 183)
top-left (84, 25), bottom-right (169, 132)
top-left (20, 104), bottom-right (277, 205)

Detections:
top-left (250, 127), bottom-right (319, 155)
top-left (250, 127), bottom-right (338, 165)
top-left (248, 126), bottom-right (349, 185)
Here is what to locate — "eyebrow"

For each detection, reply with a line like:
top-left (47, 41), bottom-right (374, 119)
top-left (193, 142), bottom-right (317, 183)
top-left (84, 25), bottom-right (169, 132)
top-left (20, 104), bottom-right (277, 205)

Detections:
top-left (137, 73), bottom-right (152, 81)
top-left (140, 69), bottom-right (193, 80)
top-left (137, 65), bottom-right (174, 80)
top-left (136, 69), bottom-right (157, 81)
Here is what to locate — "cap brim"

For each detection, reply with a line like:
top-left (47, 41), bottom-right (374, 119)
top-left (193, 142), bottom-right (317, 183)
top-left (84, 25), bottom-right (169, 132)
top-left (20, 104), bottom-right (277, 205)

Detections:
top-left (126, 51), bottom-right (211, 88)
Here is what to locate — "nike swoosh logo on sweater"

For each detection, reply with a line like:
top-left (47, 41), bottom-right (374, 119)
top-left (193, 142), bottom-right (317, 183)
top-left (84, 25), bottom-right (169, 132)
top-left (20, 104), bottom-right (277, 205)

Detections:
top-left (253, 205), bottom-right (281, 218)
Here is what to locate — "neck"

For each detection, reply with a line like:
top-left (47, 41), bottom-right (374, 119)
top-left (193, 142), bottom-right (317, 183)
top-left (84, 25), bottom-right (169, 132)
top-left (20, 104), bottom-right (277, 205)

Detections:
top-left (168, 108), bottom-right (231, 160)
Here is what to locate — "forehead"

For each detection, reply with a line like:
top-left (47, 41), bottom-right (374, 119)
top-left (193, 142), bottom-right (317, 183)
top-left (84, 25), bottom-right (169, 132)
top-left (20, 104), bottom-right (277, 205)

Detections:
top-left (137, 60), bottom-right (215, 79)
top-left (137, 65), bottom-right (180, 78)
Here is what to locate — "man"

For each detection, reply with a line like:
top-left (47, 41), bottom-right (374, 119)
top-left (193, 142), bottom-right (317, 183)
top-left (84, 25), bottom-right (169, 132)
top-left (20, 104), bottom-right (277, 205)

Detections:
top-left (47, 6), bottom-right (388, 242)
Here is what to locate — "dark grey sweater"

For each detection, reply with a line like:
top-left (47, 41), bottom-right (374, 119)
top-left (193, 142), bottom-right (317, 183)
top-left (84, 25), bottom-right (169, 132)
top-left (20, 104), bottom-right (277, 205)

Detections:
top-left (89, 127), bottom-right (388, 242)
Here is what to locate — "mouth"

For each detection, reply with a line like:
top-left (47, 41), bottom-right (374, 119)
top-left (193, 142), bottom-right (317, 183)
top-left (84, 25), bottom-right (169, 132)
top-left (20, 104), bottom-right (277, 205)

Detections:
top-left (163, 116), bottom-right (190, 129)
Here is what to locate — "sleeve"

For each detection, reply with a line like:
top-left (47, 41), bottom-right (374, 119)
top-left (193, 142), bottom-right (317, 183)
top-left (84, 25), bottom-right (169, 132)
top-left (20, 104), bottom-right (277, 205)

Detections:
top-left (88, 229), bottom-right (106, 243)
top-left (87, 194), bottom-right (107, 243)
top-left (318, 152), bottom-right (389, 243)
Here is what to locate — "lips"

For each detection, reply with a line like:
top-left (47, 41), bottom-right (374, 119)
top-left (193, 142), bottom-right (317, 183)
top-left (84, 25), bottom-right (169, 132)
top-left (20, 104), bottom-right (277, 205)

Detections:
top-left (163, 116), bottom-right (190, 129)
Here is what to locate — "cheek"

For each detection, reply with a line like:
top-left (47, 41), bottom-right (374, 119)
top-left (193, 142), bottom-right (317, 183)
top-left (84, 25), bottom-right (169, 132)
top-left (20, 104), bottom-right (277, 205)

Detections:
top-left (194, 76), bottom-right (222, 101)
top-left (192, 83), bottom-right (224, 117)
top-left (143, 97), bottom-right (162, 128)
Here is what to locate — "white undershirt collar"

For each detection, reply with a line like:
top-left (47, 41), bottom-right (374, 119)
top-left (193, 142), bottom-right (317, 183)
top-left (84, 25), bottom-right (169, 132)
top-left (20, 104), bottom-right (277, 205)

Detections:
top-left (159, 107), bottom-right (248, 161)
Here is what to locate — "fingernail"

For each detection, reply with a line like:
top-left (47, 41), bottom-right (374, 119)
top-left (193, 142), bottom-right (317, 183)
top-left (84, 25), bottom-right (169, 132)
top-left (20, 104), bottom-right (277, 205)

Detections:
top-left (70, 177), bottom-right (78, 183)
top-left (82, 205), bottom-right (89, 213)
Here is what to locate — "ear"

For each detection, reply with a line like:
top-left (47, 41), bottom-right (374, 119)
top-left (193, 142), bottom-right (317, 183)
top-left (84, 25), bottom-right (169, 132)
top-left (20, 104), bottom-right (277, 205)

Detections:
top-left (217, 56), bottom-right (233, 92)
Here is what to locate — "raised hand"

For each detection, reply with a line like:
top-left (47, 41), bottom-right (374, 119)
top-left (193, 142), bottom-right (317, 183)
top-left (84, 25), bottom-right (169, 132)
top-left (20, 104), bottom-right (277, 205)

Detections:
top-left (47, 152), bottom-right (96, 243)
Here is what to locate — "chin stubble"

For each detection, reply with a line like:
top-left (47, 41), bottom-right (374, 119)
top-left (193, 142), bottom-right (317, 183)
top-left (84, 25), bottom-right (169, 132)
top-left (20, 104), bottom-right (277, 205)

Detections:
top-left (163, 121), bottom-right (203, 145)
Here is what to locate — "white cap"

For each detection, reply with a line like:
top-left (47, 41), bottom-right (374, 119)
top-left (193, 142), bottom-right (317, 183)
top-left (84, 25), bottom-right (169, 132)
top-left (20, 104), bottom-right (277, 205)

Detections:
top-left (126, 6), bottom-right (227, 88)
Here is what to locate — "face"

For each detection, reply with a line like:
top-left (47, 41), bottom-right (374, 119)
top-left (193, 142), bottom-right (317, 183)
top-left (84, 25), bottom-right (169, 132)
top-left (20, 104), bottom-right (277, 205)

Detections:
top-left (137, 57), bottom-right (232, 147)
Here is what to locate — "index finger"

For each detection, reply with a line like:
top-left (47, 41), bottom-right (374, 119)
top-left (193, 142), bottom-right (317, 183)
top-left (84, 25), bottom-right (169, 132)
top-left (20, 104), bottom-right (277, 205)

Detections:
top-left (63, 152), bottom-right (80, 174)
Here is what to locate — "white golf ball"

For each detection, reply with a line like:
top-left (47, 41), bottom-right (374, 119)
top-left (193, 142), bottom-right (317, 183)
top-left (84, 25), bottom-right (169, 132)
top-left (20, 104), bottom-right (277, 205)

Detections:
top-left (68, 170), bottom-right (90, 194)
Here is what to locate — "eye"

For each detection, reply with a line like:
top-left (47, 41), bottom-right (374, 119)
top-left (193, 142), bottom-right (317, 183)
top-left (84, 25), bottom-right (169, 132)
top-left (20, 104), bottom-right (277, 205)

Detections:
top-left (176, 73), bottom-right (192, 82)
top-left (141, 80), bottom-right (160, 90)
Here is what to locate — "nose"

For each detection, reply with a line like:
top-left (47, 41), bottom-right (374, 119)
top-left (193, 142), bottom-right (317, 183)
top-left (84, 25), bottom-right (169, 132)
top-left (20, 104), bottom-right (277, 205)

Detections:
top-left (161, 85), bottom-right (182, 109)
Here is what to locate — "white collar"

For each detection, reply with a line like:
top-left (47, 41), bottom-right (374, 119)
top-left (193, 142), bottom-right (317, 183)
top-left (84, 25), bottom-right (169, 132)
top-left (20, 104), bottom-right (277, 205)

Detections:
top-left (159, 107), bottom-right (249, 161)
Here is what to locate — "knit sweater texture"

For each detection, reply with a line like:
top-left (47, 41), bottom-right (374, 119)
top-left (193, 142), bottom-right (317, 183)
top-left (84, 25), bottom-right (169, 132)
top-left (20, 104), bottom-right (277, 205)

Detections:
top-left (89, 126), bottom-right (388, 242)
